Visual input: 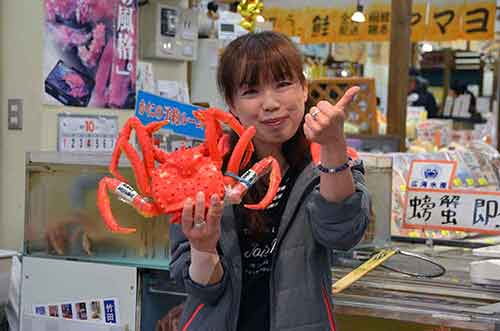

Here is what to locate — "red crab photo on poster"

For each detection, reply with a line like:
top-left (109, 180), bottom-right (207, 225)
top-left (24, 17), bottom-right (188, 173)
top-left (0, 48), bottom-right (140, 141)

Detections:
top-left (43, 0), bottom-right (137, 109)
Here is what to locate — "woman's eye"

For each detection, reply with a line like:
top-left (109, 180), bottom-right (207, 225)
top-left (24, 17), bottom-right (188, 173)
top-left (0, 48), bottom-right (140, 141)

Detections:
top-left (241, 89), bottom-right (258, 96)
top-left (277, 81), bottom-right (293, 88)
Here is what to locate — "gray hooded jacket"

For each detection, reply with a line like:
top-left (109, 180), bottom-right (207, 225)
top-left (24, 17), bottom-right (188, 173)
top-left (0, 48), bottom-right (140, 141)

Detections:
top-left (170, 161), bottom-right (370, 331)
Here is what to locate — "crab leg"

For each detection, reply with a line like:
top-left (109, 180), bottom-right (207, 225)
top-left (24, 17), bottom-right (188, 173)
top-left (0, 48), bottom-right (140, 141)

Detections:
top-left (224, 126), bottom-right (256, 186)
top-left (224, 156), bottom-right (281, 210)
top-left (111, 118), bottom-right (150, 180)
top-left (97, 177), bottom-right (161, 234)
top-left (212, 109), bottom-right (255, 169)
top-left (194, 109), bottom-right (254, 170)
top-left (110, 118), bottom-right (170, 196)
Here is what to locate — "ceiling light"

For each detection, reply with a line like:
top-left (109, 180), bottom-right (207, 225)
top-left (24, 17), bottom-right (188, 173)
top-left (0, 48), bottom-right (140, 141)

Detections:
top-left (421, 43), bottom-right (433, 53)
top-left (351, 3), bottom-right (366, 23)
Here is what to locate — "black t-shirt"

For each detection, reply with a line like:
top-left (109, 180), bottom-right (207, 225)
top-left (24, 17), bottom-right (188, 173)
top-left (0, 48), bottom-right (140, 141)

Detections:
top-left (236, 167), bottom-right (298, 331)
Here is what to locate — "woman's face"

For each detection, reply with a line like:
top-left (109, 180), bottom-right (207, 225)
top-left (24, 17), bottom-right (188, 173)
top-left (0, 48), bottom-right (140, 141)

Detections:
top-left (230, 80), bottom-right (308, 147)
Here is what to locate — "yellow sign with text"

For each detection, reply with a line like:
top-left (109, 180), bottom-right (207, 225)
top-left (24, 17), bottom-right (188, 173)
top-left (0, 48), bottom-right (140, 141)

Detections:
top-left (364, 2), bottom-right (392, 42)
top-left (265, 1), bottom-right (496, 43)
top-left (461, 1), bottom-right (496, 40)
top-left (427, 0), bottom-right (464, 41)
top-left (301, 7), bottom-right (338, 44)
top-left (411, 1), bottom-right (428, 41)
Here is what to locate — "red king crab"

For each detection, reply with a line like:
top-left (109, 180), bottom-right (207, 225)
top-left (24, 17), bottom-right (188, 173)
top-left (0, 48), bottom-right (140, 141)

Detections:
top-left (97, 108), bottom-right (282, 234)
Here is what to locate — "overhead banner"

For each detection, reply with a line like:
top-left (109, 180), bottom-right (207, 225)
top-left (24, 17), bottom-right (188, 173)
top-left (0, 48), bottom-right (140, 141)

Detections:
top-left (411, 0), bottom-right (429, 41)
top-left (362, 2), bottom-right (392, 42)
top-left (461, 0), bottom-right (498, 40)
top-left (43, 0), bottom-right (137, 109)
top-left (264, 0), bottom-right (496, 44)
top-left (427, 0), bottom-right (464, 41)
top-left (301, 8), bottom-right (337, 44)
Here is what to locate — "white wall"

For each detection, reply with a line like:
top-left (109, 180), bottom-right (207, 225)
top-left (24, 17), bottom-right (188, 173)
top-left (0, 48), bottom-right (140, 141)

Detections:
top-left (0, 0), bottom-right (187, 250)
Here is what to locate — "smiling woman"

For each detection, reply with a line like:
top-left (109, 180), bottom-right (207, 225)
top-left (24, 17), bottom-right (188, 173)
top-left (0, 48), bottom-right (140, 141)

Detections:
top-left (168, 31), bottom-right (371, 331)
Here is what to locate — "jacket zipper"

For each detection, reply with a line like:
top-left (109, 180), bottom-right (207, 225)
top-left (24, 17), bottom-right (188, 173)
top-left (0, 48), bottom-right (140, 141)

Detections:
top-left (321, 284), bottom-right (336, 331)
top-left (181, 303), bottom-right (204, 331)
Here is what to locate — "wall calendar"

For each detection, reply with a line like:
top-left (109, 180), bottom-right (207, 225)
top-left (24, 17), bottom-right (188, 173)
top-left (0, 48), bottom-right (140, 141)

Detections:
top-left (57, 114), bottom-right (119, 153)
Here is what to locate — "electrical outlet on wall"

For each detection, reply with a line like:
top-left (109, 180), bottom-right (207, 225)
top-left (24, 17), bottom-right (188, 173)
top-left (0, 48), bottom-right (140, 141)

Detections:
top-left (8, 98), bottom-right (23, 130)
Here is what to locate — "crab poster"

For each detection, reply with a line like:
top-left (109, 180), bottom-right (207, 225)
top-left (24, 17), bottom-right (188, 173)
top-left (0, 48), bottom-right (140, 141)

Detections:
top-left (43, 0), bottom-right (137, 109)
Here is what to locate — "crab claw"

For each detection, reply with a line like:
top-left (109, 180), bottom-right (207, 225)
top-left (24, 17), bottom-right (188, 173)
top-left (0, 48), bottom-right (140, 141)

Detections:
top-left (97, 177), bottom-right (162, 234)
top-left (224, 156), bottom-right (281, 209)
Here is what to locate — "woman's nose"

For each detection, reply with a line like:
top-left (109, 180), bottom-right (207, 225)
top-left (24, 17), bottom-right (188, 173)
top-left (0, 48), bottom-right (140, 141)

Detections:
top-left (261, 89), bottom-right (280, 111)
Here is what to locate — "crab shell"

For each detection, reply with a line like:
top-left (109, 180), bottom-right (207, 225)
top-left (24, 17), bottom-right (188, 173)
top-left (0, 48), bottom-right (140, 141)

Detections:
top-left (150, 154), bottom-right (226, 214)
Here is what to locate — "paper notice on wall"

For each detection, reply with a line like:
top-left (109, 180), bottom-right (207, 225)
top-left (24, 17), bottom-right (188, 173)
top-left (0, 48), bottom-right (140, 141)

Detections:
top-left (136, 61), bottom-right (156, 94)
top-left (157, 80), bottom-right (190, 104)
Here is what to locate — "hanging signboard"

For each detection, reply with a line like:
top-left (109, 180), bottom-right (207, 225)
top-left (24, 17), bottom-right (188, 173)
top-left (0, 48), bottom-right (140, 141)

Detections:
top-left (427, 0), bottom-right (464, 41)
top-left (301, 8), bottom-right (337, 44)
top-left (264, 0), bottom-right (496, 44)
top-left (363, 2), bottom-right (392, 42)
top-left (411, 0), bottom-right (429, 41)
top-left (461, 0), bottom-right (497, 40)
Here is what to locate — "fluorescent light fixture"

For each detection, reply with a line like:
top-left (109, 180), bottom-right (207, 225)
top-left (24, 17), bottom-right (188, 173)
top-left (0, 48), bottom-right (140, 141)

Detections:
top-left (351, 4), bottom-right (366, 23)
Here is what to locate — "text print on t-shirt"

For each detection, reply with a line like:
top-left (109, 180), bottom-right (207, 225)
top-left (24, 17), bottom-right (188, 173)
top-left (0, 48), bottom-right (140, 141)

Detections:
top-left (242, 238), bottom-right (278, 277)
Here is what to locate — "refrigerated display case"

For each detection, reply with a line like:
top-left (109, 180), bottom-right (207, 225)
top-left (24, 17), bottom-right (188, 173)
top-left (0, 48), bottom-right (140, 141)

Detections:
top-left (22, 152), bottom-right (183, 330)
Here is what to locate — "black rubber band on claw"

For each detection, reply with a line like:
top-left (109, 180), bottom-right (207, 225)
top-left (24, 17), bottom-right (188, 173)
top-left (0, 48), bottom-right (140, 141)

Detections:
top-left (225, 172), bottom-right (252, 188)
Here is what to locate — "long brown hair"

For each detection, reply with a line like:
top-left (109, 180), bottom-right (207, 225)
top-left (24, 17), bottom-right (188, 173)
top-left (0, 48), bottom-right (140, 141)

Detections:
top-left (218, 31), bottom-right (311, 237)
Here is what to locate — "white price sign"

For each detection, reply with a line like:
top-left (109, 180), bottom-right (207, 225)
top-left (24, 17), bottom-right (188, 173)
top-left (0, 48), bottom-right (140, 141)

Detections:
top-left (58, 114), bottom-right (118, 153)
top-left (404, 189), bottom-right (500, 234)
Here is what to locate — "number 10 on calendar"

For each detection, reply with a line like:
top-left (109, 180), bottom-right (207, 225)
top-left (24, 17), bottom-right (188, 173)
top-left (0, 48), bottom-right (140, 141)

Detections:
top-left (58, 114), bottom-right (119, 153)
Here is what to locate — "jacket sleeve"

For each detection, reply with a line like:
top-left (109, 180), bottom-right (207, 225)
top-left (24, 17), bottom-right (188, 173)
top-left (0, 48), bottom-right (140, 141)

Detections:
top-left (169, 223), bottom-right (229, 305)
top-left (306, 163), bottom-right (371, 251)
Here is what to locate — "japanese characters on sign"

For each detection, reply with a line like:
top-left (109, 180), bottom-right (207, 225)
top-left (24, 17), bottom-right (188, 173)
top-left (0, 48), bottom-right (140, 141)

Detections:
top-left (115, 0), bottom-right (136, 77)
top-left (135, 90), bottom-right (205, 140)
top-left (303, 8), bottom-right (336, 44)
top-left (461, 1), bottom-right (497, 40)
top-left (336, 9), bottom-right (362, 42)
top-left (263, 1), bottom-right (496, 44)
top-left (365, 5), bottom-right (391, 41)
top-left (405, 189), bottom-right (500, 234)
top-left (403, 158), bottom-right (500, 234)
top-left (407, 160), bottom-right (457, 190)
top-left (427, 0), bottom-right (463, 41)
top-left (411, 0), bottom-right (428, 41)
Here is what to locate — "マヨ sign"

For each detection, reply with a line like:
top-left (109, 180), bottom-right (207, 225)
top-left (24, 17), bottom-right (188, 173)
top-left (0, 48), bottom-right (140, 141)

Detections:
top-left (134, 90), bottom-right (205, 140)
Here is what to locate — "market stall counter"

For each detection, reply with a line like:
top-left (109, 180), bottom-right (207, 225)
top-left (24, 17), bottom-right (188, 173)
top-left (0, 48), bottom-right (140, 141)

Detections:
top-left (333, 242), bottom-right (500, 331)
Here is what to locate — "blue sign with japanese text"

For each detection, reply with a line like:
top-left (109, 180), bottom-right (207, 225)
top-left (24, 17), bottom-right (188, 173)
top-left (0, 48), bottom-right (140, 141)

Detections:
top-left (103, 299), bottom-right (117, 324)
top-left (134, 90), bottom-right (205, 140)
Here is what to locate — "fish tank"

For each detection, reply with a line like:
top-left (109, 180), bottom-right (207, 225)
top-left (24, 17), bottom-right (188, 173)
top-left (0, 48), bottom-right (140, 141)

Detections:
top-left (24, 152), bottom-right (172, 270)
